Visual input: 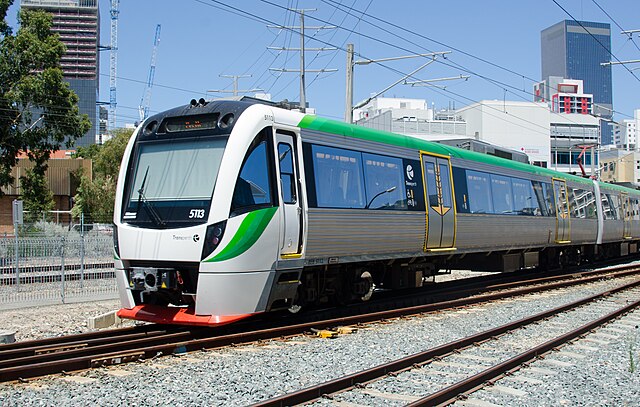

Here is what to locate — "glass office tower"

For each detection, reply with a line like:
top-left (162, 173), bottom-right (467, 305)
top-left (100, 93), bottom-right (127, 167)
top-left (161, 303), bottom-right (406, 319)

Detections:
top-left (21, 0), bottom-right (100, 148)
top-left (541, 20), bottom-right (613, 144)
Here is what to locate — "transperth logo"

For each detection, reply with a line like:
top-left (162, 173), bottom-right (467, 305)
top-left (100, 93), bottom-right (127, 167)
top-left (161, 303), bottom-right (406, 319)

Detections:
top-left (406, 164), bottom-right (414, 181)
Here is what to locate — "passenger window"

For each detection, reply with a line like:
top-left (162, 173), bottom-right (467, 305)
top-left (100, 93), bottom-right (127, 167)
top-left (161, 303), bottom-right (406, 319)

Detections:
top-left (278, 143), bottom-right (296, 204)
top-left (425, 163), bottom-right (439, 207)
top-left (608, 194), bottom-right (621, 220)
top-left (543, 182), bottom-right (556, 216)
top-left (601, 193), bottom-right (616, 220)
top-left (490, 174), bottom-right (514, 214)
top-left (452, 166), bottom-right (469, 213)
top-left (312, 145), bottom-right (366, 208)
top-left (230, 134), bottom-right (273, 215)
top-left (466, 170), bottom-right (493, 214)
top-left (585, 190), bottom-right (597, 219)
top-left (571, 188), bottom-right (596, 219)
top-left (512, 178), bottom-right (539, 216)
top-left (362, 153), bottom-right (406, 209)
top-left (439, 164), bottom-right (452, 208)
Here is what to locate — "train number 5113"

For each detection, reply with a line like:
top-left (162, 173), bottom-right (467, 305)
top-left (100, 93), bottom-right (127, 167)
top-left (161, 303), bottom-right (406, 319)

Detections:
top-left (189, 209), bottom-right (205, 219)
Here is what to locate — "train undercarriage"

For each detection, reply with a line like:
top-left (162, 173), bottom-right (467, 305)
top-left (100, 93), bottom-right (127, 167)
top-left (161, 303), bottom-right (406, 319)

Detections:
top-left (122, 240), bottom-right (639, 319)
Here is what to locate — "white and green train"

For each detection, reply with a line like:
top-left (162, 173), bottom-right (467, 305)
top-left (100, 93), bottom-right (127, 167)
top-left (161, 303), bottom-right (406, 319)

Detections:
top-left (115, 97), bottom-right (640, 326)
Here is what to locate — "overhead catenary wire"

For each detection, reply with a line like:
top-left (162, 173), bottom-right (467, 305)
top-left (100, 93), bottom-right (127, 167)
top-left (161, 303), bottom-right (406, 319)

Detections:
top-left (591, 0), bottom-right (640, 54)
top-left (317, 0), bottom-right (636, 123)
top-left (257, 0), bottom-right (616, 134)
top-left (552, 0), bottom-right (640, 84)
top-left (195, 0), bottom-right (580, 140)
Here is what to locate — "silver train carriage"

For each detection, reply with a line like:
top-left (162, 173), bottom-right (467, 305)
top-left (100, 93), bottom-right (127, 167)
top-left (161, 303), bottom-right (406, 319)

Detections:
top-left (114, 98), bottom-right (640, 326)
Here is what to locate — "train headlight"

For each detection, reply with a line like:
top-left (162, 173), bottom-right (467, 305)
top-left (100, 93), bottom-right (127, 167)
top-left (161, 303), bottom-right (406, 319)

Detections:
top-left (201, 220), bottom-right (227, 260)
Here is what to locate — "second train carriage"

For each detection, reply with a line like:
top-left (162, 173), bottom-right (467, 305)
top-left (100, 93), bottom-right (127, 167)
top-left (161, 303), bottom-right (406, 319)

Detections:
top-left (115, 97), bottom-right (640, 326)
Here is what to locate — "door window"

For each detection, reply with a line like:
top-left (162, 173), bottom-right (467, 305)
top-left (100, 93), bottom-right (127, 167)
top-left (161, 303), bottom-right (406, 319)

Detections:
top-left (278, 143), bottom-right (296, 204)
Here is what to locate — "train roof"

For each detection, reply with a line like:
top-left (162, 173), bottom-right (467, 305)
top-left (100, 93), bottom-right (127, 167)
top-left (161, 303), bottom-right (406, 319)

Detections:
top-left (297, 115), bottom-right (640, 195)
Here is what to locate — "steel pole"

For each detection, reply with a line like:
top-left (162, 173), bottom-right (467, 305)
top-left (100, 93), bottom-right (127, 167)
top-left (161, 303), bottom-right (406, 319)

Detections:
top-left (345, 44), bottom-right (354, 123)
top-left (299, 10), bottom-right (306, 113)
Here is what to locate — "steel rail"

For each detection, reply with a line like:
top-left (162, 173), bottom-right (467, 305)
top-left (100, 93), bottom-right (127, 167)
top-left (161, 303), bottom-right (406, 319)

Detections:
top-left (249, 279), bottom-right (640, 407)
top-left (0, 326), bottom-right (181, 361)
top-left (1, 263), bottom-right (622, 356)
top-left (1, 266), bottom-right (639, 383)
top-left (410, 297), bottom-right (640, 406)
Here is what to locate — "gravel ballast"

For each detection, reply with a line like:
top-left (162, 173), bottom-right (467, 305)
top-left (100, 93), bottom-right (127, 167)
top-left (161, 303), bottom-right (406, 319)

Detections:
top-left (0, 299), bottom-right (134, 342)
top-left (1, 273), bottom-right (639, 406)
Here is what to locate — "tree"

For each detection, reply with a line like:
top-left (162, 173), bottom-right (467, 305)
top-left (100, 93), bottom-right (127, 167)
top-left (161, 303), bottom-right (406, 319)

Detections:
top-left (91, 128), bottom-right (133, 180)
top-left (0, 2), bottom-right (91, 191)
top-left (20, 167), bottom-right (54, 223)
top-left (72, 128), bottom-right (133, 221)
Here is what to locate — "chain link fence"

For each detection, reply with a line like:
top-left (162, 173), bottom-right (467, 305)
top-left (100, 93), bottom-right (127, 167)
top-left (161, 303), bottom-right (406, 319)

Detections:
top-left (0, 213), bottom-right (117, 310)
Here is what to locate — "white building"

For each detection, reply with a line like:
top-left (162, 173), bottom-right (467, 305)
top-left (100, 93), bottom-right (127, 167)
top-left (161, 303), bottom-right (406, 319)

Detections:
top-left (456, 100), bottom-right (551, 167)
top-left (353, 97), bottom-right (466, 137)
top-left (534, 77), bottom-right (601, 176)
top-left (613, 109), bottom-right (640, 151)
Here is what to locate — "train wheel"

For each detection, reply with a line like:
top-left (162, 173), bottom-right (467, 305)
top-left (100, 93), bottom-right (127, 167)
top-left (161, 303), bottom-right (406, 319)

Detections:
top-left (287, 303), bottom-right (302, 314)
top-left (356, 271), bottom-right (375, 302)
top-left (287, 290), bottom-right (303, 314)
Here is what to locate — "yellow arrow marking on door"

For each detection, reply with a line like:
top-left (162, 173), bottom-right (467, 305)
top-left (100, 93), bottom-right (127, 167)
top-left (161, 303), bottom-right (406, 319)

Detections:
top-left (431, 205), bottom-right (450, 216)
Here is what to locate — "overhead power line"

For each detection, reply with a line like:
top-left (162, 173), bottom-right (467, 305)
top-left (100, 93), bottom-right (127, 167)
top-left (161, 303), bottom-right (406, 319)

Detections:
top-left (208, 74), bottom-right (263, 96)
top-left (268, 8), bottom-right (337, 112)
top-left (552, 0), bottom-right (640, 84)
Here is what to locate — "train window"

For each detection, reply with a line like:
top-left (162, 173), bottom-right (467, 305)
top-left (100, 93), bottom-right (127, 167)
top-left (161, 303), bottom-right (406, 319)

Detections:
top-left (230, 134), bottom-right (274, 216)
top-left (571, 188), bottom-right (597, 219)
top-left (439, 164), bottom-right (452, 208)
top-left (278, 143), bottom-right (296, 204)
top-left (490, 174), bottom-right (514, 214)
top-left (532, 181), bottom-right (555, 216)
top-left (452, 167), bottom-right (469, 213)
top-left (466, 170), bottom-right (493, 214)
top-left (362, 153), bottom-right (406, 209)
top-left (128, 138), bottom-right (226, 203)
top-left (512, 178), bottom-right (540, 216)
top-left (543, 182), bottom-right (556, 216)
top-left (425, 162), bottom-right (439, 207)
top-left (586, 192), bottom-right (598, 219)
top-left (312, 145), bottom-right (366, 209)
top-left (600, 193), bottom-right (617, 220)
top-left (608, 194), bottom-right (621, 220)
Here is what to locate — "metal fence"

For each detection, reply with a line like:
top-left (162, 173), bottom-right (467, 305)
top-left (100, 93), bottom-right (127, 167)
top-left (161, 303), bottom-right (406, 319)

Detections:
top-left (0, 224), bottom-right (117, 310)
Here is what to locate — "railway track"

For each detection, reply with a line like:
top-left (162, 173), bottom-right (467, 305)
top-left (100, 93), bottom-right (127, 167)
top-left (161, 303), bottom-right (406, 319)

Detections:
top-left (1, 263), bottom-right (639, 383)
top-left (251, 276), bottom-right (640, 406)
top-left (0, 262), bottom-right (115, 285)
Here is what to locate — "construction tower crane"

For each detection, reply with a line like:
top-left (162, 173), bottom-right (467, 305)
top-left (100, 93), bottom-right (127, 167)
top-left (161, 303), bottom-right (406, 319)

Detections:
top-left (109, 0), bottom-right (119, 131)
top-left (139, 24), bottom-right (161, 123)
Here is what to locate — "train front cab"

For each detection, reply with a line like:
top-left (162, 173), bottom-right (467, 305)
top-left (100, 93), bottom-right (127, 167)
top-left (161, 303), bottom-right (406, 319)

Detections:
top-left (195, 121), bottom-right (308, 320)
top-left (116, 104), bottom-right (308, 326)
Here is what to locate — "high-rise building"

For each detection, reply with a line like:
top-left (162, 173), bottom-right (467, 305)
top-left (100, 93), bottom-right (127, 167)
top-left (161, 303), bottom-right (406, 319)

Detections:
top-left (21, 0), bottom-right (99, 148)
top-left (541, 20), bottom-right (613, 144)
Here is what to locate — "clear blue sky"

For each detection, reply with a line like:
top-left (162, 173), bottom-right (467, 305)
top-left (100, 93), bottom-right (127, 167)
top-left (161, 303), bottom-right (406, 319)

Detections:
top-left (8, 1), bottom-right (640, 127)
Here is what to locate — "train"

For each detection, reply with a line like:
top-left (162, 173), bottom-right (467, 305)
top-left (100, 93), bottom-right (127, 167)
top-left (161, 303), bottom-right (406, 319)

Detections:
top-left (114, 97), bottom-right (640, 326)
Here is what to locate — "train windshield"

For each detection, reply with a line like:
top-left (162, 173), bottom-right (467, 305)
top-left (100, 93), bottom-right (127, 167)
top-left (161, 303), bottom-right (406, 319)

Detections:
top-left (122, 137), bottom-right (227, 228)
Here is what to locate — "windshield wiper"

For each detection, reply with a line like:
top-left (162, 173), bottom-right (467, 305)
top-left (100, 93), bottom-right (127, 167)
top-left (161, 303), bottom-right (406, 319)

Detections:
top-left (136, 166), bottom-right (166, 227)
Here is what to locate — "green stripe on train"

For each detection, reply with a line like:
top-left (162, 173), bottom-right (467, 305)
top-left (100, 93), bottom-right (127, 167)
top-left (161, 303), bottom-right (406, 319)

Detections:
top-left (297, 115), bottom-right (606, 189)
top-left (204, 207), bottom-right (277, 263)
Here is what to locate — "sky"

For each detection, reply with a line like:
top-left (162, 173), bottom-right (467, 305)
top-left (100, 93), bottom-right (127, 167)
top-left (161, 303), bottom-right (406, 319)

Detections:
top-left (7, 0), bottom-right (640, 127)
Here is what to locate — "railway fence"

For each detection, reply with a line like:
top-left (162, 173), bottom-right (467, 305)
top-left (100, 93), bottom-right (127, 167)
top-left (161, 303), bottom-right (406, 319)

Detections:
top-left (0, 220), bottom-right (116, 310)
